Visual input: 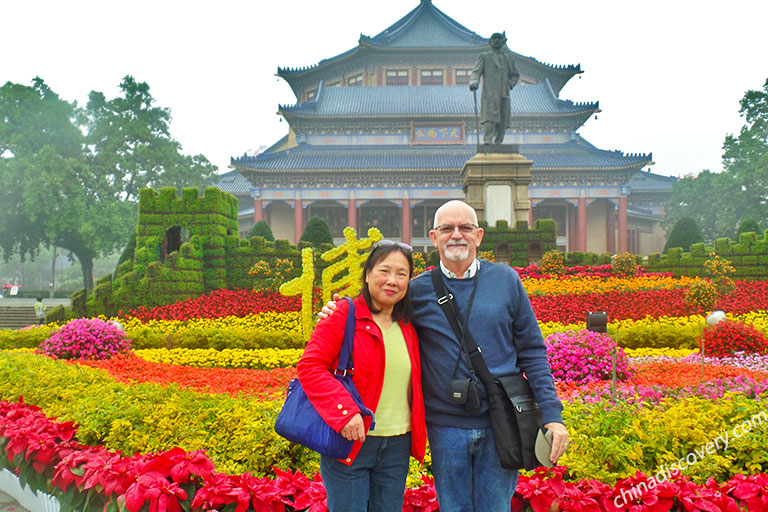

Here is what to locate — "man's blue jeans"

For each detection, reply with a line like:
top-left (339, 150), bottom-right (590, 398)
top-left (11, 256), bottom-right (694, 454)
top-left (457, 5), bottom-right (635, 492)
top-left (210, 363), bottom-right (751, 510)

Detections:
top-left (427, 424), bottom-right (519, 512)
top-left (320, 433), bottom-right (411, 512)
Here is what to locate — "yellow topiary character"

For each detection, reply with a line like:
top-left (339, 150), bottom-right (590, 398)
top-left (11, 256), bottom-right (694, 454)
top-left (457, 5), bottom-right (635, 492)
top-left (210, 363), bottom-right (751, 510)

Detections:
top-left (279, 247), bottom-right (316, 341)
top-left (320, 226), bottom-right (382, 305)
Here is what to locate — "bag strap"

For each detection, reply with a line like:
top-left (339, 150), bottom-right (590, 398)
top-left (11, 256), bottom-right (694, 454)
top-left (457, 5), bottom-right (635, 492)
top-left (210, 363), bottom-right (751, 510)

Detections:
top-left (335, 297), bottom-right (356, 374)
top-left (430, 269), bottom-right (496, 388)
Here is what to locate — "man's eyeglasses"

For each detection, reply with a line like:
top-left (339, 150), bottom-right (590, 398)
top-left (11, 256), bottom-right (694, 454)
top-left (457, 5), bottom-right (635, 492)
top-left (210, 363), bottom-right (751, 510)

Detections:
top-left (373, 239), bottom-right (413, 252)
top-left (432, 223), bottom-right (478, 235)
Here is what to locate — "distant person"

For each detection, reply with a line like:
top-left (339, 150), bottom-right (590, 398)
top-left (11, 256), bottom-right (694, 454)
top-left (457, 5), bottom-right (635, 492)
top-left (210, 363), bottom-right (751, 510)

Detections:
top-left (469, 32), bottom-right (520, 145)
top-left (34, 297), bottom-right (46, 325)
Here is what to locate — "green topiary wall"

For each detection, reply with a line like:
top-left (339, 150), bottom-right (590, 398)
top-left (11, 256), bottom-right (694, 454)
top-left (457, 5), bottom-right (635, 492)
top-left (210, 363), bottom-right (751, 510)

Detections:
top-left (478, 219), bottom-right (558, 266)
top-left (647, 231), bottom-right (768, 280)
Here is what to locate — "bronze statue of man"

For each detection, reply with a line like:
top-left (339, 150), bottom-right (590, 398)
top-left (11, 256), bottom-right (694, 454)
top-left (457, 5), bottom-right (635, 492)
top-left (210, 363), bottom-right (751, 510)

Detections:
top-left (469, 32), bottom-right (520, 145)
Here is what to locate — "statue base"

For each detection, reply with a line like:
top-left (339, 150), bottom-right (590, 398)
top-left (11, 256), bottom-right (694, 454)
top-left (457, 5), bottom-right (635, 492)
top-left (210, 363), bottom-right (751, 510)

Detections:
top-left (476, 143), bottom-right (520, 154)
top-left (461, 151), bottom-right (533, 229)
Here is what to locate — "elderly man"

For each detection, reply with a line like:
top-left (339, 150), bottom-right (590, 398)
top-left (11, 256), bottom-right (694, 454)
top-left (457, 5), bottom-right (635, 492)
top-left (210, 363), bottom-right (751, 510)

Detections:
top-left (469, 32), bottom-right (520, 145)
top-left (322, 200), bottom-right (568, 511)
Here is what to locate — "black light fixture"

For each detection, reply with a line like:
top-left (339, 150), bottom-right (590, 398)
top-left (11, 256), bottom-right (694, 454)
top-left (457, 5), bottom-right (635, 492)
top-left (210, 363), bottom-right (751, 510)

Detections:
top-left (586, 311), bottom-right (608, 333)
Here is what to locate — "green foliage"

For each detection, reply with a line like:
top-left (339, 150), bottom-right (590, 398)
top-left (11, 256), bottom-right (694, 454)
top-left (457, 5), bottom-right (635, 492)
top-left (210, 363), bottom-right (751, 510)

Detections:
top-left (612, 322), bottom-right (702, 350)
top-left (561, 393), bottom-right (768, 484)
top-left (299, 216), bottom-right (333, 248)
top-left (663, 217), bottom-right (705, 253)
top-left (249, 258), bottom-right (296, 293)
top-left (736, 217), bottom-right (761, 238)
top-left (703, 253), bottom-right (736, 296)
top-left (248, 220), bottom-right (275, 241)
top-left (0, 77), bottom-right (216, 291)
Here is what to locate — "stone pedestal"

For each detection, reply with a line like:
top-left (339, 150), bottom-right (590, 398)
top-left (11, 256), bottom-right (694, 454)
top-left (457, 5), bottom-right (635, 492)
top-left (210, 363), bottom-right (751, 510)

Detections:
top-left (460, 146), bottom-right (533, 227)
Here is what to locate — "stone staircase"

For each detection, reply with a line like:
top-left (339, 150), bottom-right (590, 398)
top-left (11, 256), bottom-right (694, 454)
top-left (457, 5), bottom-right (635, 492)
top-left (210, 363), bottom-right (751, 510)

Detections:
top-left (0, 305), bottom-right (38, 330)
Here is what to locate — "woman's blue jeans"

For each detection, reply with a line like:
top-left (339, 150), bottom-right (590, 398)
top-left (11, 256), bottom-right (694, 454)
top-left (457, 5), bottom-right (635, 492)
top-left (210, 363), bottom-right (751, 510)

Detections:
top-left (427, 424), bottom-right (519, 512)
top-left (320, 433), bottom-right (411, 512)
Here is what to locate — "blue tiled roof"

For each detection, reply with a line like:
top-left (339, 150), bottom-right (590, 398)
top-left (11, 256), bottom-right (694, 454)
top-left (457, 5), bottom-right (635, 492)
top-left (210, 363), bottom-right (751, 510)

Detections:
top-left (364, 0), bottom-right (485, 48)
top-left (214, 170), bottom-right (253, 195)
top-left (279, 82), bottom-right (598, 118)
top-left (627, 170), bottom-right (677, 192)
top-left (277, 1), bottom-right (579, 79)
top-left (231, 138), bottom-right (651, 172)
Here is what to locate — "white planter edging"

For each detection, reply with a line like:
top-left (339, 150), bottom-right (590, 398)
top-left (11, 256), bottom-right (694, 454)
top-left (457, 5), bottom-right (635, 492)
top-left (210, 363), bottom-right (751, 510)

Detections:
top-left (0, 468), bottom-right (60, 512)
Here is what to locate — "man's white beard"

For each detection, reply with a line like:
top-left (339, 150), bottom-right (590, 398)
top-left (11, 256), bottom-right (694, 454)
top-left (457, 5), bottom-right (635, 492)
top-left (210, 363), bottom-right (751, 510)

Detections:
top-left (444, 243), bottom-right (469, 262)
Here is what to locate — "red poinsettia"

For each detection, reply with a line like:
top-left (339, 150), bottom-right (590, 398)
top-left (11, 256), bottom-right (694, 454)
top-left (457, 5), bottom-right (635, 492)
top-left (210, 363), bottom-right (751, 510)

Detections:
top-left (124, 470), bottom-right (189, 512)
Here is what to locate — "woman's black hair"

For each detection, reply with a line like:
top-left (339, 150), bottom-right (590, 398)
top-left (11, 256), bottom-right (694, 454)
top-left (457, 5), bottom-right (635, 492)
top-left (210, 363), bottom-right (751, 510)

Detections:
top-left (361, 242), bottom-right (413, 323)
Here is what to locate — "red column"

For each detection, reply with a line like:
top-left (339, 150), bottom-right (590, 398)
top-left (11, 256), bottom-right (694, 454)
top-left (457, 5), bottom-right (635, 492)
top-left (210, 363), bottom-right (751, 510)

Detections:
top-left (401, 198), bottom-right (411, 245)
top-left (606, 203), bottom-right (616, 253)
top-left (293, 200), bottom-right (303, 244)
top-left (253, 198), bottom-right (263, 223)
top-left (577, 197), bottom-right (587, 252)
top-left (568, 204), bottom-right (578, 251)
top-left (618, 196), bottom-right (628, 253)
top-left (347, 198), bottom-right (357, 231)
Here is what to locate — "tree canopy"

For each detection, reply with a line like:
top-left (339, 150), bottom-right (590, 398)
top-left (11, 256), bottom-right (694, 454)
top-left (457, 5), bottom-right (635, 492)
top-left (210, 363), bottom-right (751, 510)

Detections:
top-left (247, 220), bottom-right (275, 241)
top-left (664, 77), bottom-right (768, 241)
top-left (663, 217), bottom-right (704, 253)
top-left (300, 216), bottom-right (334, 248)
top-left (0, 76), bottom-right (217, 290)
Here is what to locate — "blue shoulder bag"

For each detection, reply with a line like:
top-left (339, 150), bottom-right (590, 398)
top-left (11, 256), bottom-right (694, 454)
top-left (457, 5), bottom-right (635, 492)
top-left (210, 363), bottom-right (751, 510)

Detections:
top-left (274, 297), bottom-right (374, 458)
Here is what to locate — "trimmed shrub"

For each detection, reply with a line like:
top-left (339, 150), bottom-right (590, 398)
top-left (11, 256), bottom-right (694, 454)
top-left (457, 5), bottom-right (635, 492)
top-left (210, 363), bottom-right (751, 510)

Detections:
top-left (539, 250), bottom-right (565, 275)
top-left (299, 216), bottom-right (333, 248)
top-left (684, 278), bottom-right (717, 311)
top-left (249, 258), bottom-right (295, 293)
top-left (700, 319), bottom-right (767, 357)
top-left (247, 220), bottom-right (275, 242)
top-left (612, 252), bottom-right (637, 276)
top-left (736, 217), bottom-right (761, 239)
top-left (37, 318), bottom-right (132, 360)
top-left (663, 217), bottom-right (704, 253)
top-left (545, 329), bottom-right (632, 384)
top-left (703, 254), bottom-right (736, 296)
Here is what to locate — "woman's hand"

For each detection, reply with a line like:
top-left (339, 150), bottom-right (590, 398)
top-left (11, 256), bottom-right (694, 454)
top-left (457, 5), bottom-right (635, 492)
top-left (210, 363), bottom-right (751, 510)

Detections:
top-left (340, 413), bottom-right (366, 442)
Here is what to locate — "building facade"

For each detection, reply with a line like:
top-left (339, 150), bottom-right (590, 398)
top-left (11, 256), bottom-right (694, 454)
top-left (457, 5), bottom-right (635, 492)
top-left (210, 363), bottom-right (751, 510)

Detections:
top-left (219, 0), bottom-right (673, 255)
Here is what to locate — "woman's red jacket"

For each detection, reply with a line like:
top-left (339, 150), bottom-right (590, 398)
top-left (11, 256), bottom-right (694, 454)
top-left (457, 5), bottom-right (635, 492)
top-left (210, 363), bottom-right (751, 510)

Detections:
top-left (296, 295), bottom-right (427, 465)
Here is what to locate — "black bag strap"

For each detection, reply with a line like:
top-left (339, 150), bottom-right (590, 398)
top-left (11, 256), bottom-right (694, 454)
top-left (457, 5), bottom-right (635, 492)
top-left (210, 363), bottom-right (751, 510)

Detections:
top-left (334, 297), bottom-right (356, 374)
top-left (430, 269), bottom-right (496, 388)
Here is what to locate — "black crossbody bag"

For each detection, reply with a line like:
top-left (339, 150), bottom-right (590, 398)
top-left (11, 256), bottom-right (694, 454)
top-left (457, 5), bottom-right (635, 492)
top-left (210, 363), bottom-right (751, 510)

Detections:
top-left (430, 269), bottom-right (546, 471)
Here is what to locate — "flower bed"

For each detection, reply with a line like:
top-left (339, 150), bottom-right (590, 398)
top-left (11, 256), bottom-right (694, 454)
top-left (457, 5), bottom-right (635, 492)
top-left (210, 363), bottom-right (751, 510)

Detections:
top-left (2, 399), bottom-right (768, 512)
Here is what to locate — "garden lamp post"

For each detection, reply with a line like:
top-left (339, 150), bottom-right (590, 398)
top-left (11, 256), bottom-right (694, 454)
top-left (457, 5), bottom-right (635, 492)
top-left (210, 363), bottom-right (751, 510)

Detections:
top-left (702, 310), bottom-right (726, 382)
top-left (587, 311), bottom-right (614, 399)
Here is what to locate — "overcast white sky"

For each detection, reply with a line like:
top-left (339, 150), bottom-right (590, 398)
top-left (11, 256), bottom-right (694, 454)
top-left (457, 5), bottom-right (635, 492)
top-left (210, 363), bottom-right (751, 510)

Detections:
top-left (3, 0), bottom-right (767, 178)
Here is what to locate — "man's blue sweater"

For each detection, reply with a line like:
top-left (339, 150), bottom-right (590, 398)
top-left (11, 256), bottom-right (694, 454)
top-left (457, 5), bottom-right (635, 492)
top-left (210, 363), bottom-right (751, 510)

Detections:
top-left (410, 261), bottom-right (563, 428)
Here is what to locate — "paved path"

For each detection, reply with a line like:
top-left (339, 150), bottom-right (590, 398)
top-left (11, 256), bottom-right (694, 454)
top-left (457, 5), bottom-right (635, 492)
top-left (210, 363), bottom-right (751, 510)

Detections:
top-left (0, 490), bottom-right (29, 512)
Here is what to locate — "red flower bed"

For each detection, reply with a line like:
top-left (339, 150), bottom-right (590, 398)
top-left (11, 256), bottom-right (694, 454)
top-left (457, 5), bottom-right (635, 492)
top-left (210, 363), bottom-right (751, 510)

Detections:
top-left (123, 288), bottom-right (301, 322)
top-left (73, 354), bottom-right (296, 396)
top-left (529, 280), bottom-right (768, 323)
top-left (3, 399), bottom-right (768, 512)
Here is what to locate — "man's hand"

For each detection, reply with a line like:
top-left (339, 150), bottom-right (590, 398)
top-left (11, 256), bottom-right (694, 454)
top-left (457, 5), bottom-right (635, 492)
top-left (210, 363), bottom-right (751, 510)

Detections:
top-left (469, 83), bottom-right (478, 91)
top-left (544, 422), bottom-right (569, 464)
top-left (317, 293), bottom-right (341, 320)
top-left (340, 413), bottom-right (366, 442)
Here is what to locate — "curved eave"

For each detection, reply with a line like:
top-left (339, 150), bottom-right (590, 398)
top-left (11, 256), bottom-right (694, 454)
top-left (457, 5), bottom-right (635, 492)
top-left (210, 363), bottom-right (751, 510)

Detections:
top-left (278, 110), bottom-right (599, 120)
top-left (234, 166), bottom-right (458, 174)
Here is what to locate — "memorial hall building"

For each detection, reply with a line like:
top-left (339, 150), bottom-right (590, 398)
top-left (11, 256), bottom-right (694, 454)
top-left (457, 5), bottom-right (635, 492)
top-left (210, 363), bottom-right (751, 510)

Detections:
top-left (217, 0), bottom-right (675, 255)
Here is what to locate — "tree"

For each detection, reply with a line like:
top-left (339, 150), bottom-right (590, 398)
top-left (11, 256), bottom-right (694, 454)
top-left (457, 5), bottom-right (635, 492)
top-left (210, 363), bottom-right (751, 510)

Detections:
top-left (736, 217), bottom-right (761, 238)
top-left (247, 220), bottom-right (275, 241)
top-left (722, 77), bottom-right (768, 230)
top-left (663, 217), bottom-right (704, 253)
top-left (0, 77), bottom-right (217, 291)
top-left (663, 171), bottom-right (729, 242)
top-left (664, 77), bottom-right (768, 241)
top-left (300, 216), bottom-right (334, 248)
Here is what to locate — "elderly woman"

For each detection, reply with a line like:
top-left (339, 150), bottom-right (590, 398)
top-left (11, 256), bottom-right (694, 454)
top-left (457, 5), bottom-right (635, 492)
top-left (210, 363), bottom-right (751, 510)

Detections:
top-left (297, 240), bottom-right (426, 512)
